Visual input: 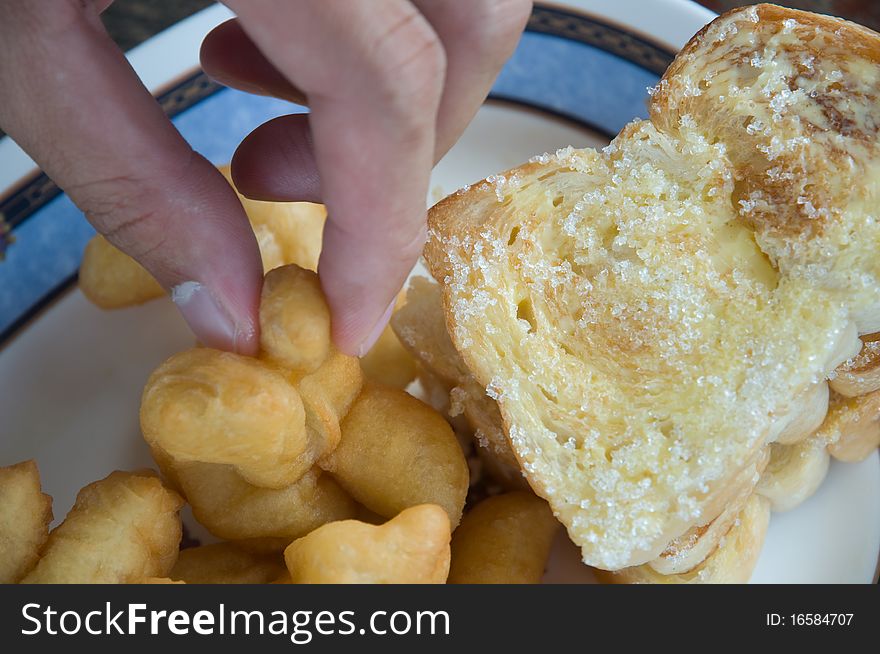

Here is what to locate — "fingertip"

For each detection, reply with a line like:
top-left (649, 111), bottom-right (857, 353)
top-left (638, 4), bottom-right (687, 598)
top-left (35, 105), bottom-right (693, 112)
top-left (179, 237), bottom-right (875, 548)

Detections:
top-left (200, 18), bottom-right (307, 105)
top-left (329, 295), bottom-right (396, 358)
top-left (320, 260), bottom-right (410, 359)
top-left (230, 114), bottom-right (322, 203)
top-left (171, 280), bottom-right (261, 356)
top-left (318, 218), bottom-right (424, 358)
top-left (355, 299), bottom-right (397, 357)
top-left (137, 158), bottom-right (264, 357)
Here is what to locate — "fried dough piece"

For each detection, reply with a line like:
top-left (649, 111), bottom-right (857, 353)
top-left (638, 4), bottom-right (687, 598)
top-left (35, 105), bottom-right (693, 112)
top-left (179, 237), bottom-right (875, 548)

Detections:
top-left (169, 542), bottom-right (286, 584)
top-left (448, 492), bottom-right (558, 584)
top-left (284, 504), bottom-right (451, 584)
top-left (172, 462), bottom-right (356, 543)
top-left (218, 165), bottom-right (325, 273)
top-left (360, 293), bottom-right (417, 389)
top-left (294, 350), bottom-right (364, 455)
top-left (260, 265), bottom-right (332, 374)
top-left (79, 235), bottom-right (165, 308)
top-left (21, 471), bottom-right (182, 584)
top-left (0, 460), bottom-right (53, 583)
top-left (320, 384), bottom-right (469, 527)
top-left (79, 165), bottom-right (325, 309)
top-left (141, 348), bottom-right (312, 489)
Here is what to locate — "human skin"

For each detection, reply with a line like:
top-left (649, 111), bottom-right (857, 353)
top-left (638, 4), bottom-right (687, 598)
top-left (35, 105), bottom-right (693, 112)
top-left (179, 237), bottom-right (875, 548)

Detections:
top-left (0, 0), bottom-right (531, 356)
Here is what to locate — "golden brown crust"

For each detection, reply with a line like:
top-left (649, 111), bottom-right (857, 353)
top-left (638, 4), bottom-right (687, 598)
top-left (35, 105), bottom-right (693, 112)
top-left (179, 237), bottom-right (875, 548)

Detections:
top-left (448, 491), bottom-right (558, 584)
top-left (424, 5), bottom-right (879, 569)
top-left (320, 383), bottom-right (469, 527)
top-left (0, 460), bottom-right (53, 583)
top-left (169, 542), bottom-right (286, 584)
top-left (283, 504), bottom-right (451, 584)
top-left (21, 471), bottom-right (183, 584)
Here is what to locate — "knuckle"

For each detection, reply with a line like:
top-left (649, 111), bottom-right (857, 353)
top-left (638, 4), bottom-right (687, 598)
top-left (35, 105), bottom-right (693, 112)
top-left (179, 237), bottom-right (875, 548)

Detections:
top-left (73, 173), bottom-right (169, 262)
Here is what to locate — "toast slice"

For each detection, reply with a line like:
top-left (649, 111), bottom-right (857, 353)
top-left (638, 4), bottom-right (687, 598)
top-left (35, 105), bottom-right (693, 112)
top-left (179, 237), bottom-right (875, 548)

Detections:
top-left (424, 4), bottom-right (880, 569)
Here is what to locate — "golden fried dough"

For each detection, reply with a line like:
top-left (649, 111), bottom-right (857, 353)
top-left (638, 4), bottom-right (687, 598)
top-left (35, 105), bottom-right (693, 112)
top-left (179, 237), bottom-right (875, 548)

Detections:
top-left (141, 348), bottom-right (312, 489)
top-left (321, 384), bottom-right (469, 527)
top-left (169, 543), bottom-right (286, 584)
top-left (80, 166), bottom-right (326, 311)
top-left (0, 460), bottom-right (53, 583)
top-left (260, 265), bottom-right (332, 374)
top-left (79, 235), bottom-right (164, 308)
top-left (448, 492), bottom-right (558, 584)
top-left (295, 350), bottom-right (364, 454)
top-left (174, 462), bottom-right (356, 543)
top-left (218, 165), bottom-right (325, 273)
top-left (21, 471), bottom-right (182, 584)
top-left (284, 504), bottom-right (451, 584)
top-left (360, 322), bottom-right (418, 389)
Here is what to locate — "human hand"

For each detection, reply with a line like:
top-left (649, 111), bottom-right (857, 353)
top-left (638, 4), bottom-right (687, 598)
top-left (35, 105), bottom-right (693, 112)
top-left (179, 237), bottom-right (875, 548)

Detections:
top-left (0, 0), bottom-right (531, 355)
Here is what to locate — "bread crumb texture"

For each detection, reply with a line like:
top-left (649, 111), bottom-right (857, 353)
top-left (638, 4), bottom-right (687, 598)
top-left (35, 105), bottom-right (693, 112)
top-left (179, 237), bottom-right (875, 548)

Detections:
top-left (425, 5), bottom-right (880, 569)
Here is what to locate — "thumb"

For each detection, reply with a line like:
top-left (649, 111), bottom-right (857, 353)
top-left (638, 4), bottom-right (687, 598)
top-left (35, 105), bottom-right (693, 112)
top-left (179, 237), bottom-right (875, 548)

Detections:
top-left (134, 157), bottom-right (263, 355)
top-left (85, 154), bottom-right (263, 355)
top-left (0, 2), bottom-right (262, 354)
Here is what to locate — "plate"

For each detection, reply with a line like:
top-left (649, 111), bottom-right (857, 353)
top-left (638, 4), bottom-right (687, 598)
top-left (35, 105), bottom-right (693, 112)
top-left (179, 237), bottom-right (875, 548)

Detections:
top-left (0, 0), bottom-right (877, 583)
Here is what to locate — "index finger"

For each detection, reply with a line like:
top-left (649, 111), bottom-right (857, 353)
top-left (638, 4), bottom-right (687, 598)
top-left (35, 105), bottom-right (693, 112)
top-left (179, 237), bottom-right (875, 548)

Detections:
top-left (225, 0), bottom-right (445, 355)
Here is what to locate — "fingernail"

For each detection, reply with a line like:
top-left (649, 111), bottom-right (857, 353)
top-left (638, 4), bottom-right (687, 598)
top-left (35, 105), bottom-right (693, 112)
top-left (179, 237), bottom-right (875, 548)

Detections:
top-left (356, 298), bottom-right (396, 358)
top-left (172, 281), bottom-right (254, 353)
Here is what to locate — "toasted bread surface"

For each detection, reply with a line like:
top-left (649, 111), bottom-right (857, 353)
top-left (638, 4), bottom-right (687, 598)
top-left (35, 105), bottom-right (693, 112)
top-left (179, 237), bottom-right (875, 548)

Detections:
top-left (425, 5), bottom-right (879, 568)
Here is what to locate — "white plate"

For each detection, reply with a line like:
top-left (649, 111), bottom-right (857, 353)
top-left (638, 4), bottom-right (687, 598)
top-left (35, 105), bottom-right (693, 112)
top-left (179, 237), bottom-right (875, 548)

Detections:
top-left (0, 0), bottom-right (877, 584)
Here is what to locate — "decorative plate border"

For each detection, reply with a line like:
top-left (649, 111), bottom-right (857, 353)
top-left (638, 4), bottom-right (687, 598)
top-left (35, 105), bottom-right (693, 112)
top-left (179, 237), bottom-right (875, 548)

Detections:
top-left (526, 3), bottom-right (675, 75)
top-left (0, 2), bottom-right (878, 585)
